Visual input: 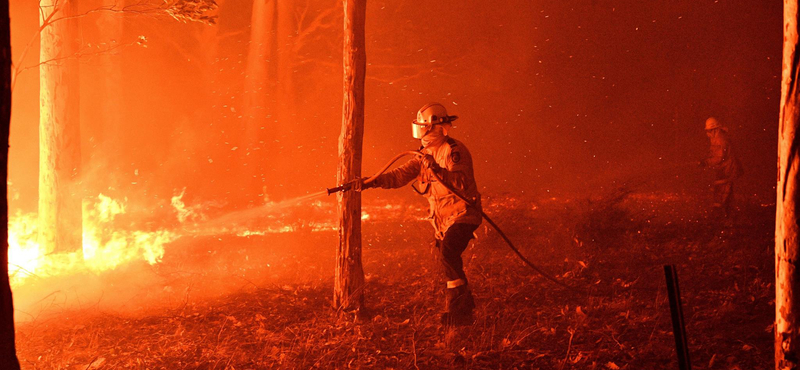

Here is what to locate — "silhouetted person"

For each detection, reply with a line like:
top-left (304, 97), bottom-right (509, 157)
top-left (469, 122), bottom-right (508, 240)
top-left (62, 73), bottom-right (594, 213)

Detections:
top-left (702, 117), bottom-right (742, 218)
top-left (357, 103), bottom-right (482, 326)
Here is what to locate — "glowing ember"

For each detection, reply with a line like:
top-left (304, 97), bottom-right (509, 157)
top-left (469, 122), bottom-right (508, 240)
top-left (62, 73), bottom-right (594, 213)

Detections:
top-left (7, 194), bottom-right (178, 287)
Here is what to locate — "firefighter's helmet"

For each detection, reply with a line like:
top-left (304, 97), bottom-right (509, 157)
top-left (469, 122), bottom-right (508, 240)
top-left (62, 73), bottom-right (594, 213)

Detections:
top-left (704, 117), bottom-right (726, 131)
top-left (412, 102), bottom-right (458, 139)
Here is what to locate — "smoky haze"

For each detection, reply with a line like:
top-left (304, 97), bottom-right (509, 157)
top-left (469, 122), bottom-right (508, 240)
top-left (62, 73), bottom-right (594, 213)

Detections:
top-left (7, 1), bottom-right (780, 215)
top-left (5, 2), bottom-right (785, 367)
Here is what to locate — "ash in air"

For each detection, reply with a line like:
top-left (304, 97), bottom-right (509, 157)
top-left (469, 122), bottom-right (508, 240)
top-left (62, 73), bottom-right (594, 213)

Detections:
top-left (4, 1), bottom-right (781, 369)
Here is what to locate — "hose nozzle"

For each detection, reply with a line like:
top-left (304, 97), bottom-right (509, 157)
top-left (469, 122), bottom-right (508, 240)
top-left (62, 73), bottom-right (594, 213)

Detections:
top-left (326, 179), bottom-right (358, 195)
top-left (326, 184), bottom-right (349, 195)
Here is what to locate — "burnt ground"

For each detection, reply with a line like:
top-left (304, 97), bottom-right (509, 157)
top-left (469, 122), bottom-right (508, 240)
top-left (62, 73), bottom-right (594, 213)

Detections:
top-left (13, 190), bottom-right (774, 369)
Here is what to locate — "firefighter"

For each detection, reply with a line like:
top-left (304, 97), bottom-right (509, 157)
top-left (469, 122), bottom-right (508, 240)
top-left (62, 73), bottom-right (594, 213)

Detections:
top-left (356, 102), bottom-right (482, 325)
top-left (701, 117), bottom-right (742, 218)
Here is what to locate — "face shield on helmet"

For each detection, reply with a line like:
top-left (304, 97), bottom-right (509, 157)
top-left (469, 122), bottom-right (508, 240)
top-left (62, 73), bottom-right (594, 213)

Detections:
top-left (411, 102), bottom-right (458, 139)
top-left (412, 122), bottom-right (430, 139)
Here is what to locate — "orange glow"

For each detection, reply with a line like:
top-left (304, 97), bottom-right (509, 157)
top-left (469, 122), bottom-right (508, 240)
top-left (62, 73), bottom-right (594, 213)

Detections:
top-left (7, 191), bottom-right (346, 288)
top-left (8, 194), bottom-right (177, 287)
top-left (2, 0), bottom-right (786, 367)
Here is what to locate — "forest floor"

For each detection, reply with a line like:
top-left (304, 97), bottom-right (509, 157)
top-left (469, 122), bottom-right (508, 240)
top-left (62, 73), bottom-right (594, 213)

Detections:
top-left (13, 188), bottom-right (775, 369)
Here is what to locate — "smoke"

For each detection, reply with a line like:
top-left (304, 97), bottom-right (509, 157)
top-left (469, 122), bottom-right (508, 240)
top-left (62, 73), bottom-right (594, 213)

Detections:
top-left (4, 0), bottom-right (783, 319)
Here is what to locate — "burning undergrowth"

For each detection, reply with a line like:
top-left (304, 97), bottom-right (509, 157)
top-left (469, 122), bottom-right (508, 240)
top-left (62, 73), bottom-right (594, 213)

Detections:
top-left (8, 190), bottom-right (432, 320)
top-left (9, 194), bottom-right (178, 288)
top-left (8, 191), bottom-right (316, 289)
top-left (13, 190), bottom-right (774, 369)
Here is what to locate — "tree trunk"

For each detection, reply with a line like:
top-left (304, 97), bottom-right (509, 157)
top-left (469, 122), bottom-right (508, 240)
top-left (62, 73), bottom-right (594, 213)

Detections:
top-left (334, 0), bottom-right (366, 312)
top-left (0, 0), bottom-right (20, 367)
top-left (98, 0), bottom-right (123, 129)
top-left (95, 0), bottom-right (124, 189)
top-left (244, 0), bottom-right (274, 147)
top-left (276, 0), bottom-right (294, 128)
top-left (261, 0), bottom-right (294, 199)
top-left (778, 1), bottom-right (800, 368)
top-left (243, 0), bottom-right (276, 201)
top-left (39, 0), bottom-right (82, 254)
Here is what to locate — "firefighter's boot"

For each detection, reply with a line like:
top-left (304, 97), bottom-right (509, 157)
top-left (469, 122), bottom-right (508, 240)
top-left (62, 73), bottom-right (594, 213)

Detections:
top-left (441, 281), bottom-right (475, 326)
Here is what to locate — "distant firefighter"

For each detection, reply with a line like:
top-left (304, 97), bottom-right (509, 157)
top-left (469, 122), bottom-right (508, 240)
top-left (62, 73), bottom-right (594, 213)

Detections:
top-left (701, 117), bottom-right (743, 218)
top-left (356, 103), bottom-right (482, 326)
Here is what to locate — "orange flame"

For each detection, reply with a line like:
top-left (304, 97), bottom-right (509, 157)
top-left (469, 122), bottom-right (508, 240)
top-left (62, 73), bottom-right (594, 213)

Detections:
top-left (8, 194), bottom-right (178, 287)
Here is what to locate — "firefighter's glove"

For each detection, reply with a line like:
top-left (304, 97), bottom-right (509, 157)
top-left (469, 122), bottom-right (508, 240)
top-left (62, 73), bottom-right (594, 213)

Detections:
top-left (352, 177), bottom-right (374, 192)
top-left (422, 154), bottom-right (442, 173)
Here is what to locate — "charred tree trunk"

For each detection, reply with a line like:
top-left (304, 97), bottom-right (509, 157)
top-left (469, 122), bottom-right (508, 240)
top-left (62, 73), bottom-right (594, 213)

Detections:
top-left (334, 0), bottom-right (366, 312)
top-left (0, 0), bottom-right (20, 367)
top-left (39, 0), bottom-right (82, 254)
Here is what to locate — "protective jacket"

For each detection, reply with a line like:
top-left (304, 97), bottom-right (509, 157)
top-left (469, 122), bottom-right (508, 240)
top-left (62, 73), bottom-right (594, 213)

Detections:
top-left (372, 137), bottom-right (482, 239)
top-left (705, 132), bottom-right (743, 184)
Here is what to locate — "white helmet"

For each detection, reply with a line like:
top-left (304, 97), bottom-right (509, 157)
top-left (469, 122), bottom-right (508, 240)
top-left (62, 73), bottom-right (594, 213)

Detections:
top-left (411, 102), bottom-right (458, 139)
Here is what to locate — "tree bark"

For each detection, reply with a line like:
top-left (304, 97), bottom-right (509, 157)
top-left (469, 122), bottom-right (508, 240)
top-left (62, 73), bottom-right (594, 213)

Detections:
top-left (0, 0), bottom-right (20, 367)
top-left (334, 0), bottom-right (366, 312)
top-left (779, 1), bottom-right (800, 368)
top-left (39, 0), bottom-right (82, 254)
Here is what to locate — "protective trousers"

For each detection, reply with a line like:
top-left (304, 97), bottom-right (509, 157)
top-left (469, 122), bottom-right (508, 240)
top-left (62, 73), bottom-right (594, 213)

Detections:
top-left (436, 223), bottom-right (478, 314)
top-left (713, 182), bottom-right (733, 217)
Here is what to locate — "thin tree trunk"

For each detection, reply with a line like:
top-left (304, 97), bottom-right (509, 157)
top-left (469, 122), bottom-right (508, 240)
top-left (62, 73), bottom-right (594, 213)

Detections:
top-left (244, 0), bottom-right (274, 142)
top-left (0, 0), bottom-right (20, 367)
top-left (98, 0), bottom-right (123, 129)
top-left (260, 0), bottom-right (294, 199)
top-left (96, 0), bottom-right (124, 189)
top-left (39, 0), bottom-right (82, 254)
top-left (244, 0), bottom-right (276, 200)
top-left (334, 0), bottom-right (366, 312)
top-left (276, 0), bottom-right (294, 128)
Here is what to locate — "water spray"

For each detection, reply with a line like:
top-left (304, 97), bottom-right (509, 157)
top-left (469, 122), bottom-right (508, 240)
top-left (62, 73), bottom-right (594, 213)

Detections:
top-left (328, 151), bottom-right (583, 293)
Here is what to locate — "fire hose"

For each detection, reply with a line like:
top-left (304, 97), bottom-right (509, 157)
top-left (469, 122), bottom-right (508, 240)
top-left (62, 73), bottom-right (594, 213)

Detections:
top-left (328, 151), bottom-right (583, 294)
